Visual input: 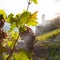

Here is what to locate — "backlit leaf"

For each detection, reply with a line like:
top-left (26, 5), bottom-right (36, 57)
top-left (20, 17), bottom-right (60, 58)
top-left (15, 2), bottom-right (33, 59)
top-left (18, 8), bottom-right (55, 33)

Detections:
top-left (26, 11), bottom-right (38, 26)
top-left (30, 11), bottom-right (38, 19)
top-left (15, 14), bottom-right (21, 27)
top-left (7, 41), bottom-right (13, 48)
top-left (9, 23), bottom-right (17, 32)
top-left (27, 21), bottom-right (38, 26)
top-left (31, 0), bottom-right (38, 4)
top-left (13, 51), bottom-right (29, 60)
top-left (7, 13), bottom-right (15, 24)
top-left (0, 10), bottom-right (6, 19)
top-left (11, 31), bottom-right (18, 39)
top-left (20, 12), bottom-right (31, 24)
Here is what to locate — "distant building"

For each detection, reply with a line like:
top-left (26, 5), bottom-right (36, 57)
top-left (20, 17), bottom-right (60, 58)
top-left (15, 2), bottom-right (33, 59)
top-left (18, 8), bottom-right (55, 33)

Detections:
top-left (42, 14), bottom-right (45, 22)
top-left (36, 14), bottom-right (50, 36)
top-left (36, 16), bottom-right (60, 36)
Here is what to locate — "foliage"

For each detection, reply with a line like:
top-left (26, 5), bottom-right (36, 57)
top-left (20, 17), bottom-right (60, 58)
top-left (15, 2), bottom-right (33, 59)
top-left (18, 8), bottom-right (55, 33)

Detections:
top-left (46, 43), bottom-right (60, 60)
top-left (13, 52), bottom-right (29, 60)
top-left (6, 11), bottom-right (38, 32)
top-left (26, 11), bottom-right (38, 26)
top-left (13, 49), bottom-right (32, 60)
top-left (34, 28), bottom-right (60, 60)
top-left (0, 10), bottom-right (6, 20)
top-left (36, 29), bottom-right (60, 41)
top-left (34, 39), bottom-right (60, 60)
top-left (0, 0), bottom-right (38, 60)
top-left (31, 0), bottom-right (38, 4)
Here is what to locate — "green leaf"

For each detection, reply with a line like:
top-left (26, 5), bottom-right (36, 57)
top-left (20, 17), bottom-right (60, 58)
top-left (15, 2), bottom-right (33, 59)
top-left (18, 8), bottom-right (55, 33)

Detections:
top-left (10, 31), bottom-right (18, 39)
top-left (20, 49), bottom-right (32, 59)
top-left (9, 23), bottom-right (17, 32)
top-left (26, 11), bottom-right (38, 26)
top-left (0, 10), bottom-right (6, 19)
top-left (19, 12), bottom-right (31, 24)
top-left (7, 41), bottom-right (13, 48)
top-left (13, 51), bottom-right (30, 60)
top-left (7, 40), bottom-right (15, 49)
top-left (4, 55), bottom-right (8, 60)
top-left (7, 13), bottom-right (15, 23)
top-left (8, 13), bottom-right (14, 18)
top-left (15, 14), bottom-right (21, 19)
top-left (4, 54), bottom-right (13, 60)
top-left (7, 31), bottom-right (18, 49)
top-left (15, 14), bottom-right (21, 27)
top-left (31, 0), bottom-right (38, 4)
top-left (27, 21), bottom-right (38, 26)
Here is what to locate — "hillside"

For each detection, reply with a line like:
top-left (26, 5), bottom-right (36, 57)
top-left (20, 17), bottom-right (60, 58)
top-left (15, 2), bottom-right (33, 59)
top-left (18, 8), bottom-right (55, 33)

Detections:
top-left (33, 17), bottom-right (60, 60)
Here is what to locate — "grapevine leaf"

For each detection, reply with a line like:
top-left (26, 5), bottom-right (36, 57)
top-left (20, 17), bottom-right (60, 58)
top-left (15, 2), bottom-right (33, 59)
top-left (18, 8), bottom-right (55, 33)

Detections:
top-left (9, 31), bottom-right (18, 39)
top-left (26, 11), bottom-right (38, 26)
top-left (31, 0), bottom-right (38, 4)
top-left (15, 14), bottom-right (21, 19)
top-left (7, 41), bottom-right (13, 48)
top-left (7, 31), bottom-right (18, 49)
top-left (7, 13), bottom-right (15, 23)
top-left (15, 14), bottom-right (21, 27)
top-left (0, 10), bottom-right (7, 19)
top-left (27, 21), bottom-right (38, 26)
top-left (13, 50), bottom-right (30, 60)
top-left (4, 55), bottom-right (9, 60)
top-left (19, 12), bottom-right (31, 24)
top-left (7, 40), bottom-right (15, 49)
top-left (9, 23), bottom-right (17, 32)
top-left (20, 49), bottom-right (32, 59)
top-left (8, 13), bottom-right (14, 18)
top-left (11, 31), bottom-right (18, 39)
top-left (15, 13), bottom-right (21, 22)
top-left (28, 11), bottom-right (38, 21)
top-left (19, 26), bottom-right (27, 33)
top-left (30, 11), bottom-right (38, 19)
top-left (7, 14), bottom-right (17, 31)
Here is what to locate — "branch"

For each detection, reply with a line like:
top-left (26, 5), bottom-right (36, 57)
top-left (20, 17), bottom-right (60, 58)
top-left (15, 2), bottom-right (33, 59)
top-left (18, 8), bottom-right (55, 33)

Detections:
top-left (27, 0), bottom-right (31, 11)
top-left (6, 34), bottom-right (19, 60)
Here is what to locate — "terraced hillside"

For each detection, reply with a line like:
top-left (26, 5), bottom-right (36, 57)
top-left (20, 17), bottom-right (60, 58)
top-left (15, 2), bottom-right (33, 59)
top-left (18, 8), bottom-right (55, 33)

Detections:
top-left (33, 17), bottom-right (60, 60)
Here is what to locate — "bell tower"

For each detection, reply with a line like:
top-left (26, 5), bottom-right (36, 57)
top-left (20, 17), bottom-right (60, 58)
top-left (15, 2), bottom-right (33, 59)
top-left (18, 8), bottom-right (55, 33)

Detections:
top-left (42, 14), bottom-right (45, 22)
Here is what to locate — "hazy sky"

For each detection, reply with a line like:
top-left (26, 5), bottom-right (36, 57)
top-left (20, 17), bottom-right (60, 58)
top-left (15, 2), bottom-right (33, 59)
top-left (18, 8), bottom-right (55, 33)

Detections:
top-left (0, 0), bottom-right (60, 23)
top-left (0, 0), bottom-right (60, 32)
